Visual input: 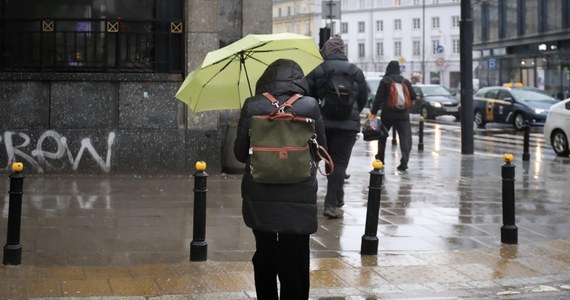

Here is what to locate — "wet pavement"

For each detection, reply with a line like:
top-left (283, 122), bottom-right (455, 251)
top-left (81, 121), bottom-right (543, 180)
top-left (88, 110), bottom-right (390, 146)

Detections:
top-left (1, 118), bottom-right (570, 299)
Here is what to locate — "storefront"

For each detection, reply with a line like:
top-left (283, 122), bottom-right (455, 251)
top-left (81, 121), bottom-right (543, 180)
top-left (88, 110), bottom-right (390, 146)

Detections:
top-left (477, 40), bottom-right (570, 100)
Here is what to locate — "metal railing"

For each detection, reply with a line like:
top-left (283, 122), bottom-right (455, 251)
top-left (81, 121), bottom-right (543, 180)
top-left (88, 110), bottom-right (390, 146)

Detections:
top-left (0, 18), bottom-right (183, 73)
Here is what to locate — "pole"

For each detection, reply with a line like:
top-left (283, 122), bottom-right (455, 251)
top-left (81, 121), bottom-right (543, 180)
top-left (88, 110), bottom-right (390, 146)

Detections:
top-left (361, 160), bottom-right (384, 255)
top-left (501, 154), bottom-right (518, 244)
top-left (460, 0), bottom-right (474, 154)
top-left (3, 162), bottom-right (25, 265)
top-left (422, 0), bottom-right (426, 84)
top-left (522, 122), bottom-right (530, 161)
top-left (190, 161), bottom-right (208, 261)
top-left (418, 115), bottom-right (424, 151)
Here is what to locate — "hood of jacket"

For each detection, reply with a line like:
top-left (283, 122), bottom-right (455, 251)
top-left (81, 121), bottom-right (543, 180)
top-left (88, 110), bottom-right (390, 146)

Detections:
top-left (385, 60), bottom-right (401, 76)
top-left (255, 59), bottom-right (309, 98)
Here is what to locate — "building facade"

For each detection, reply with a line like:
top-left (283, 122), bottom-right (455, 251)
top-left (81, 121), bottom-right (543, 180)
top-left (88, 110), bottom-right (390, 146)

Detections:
top-left (272, 0), bottom-right (470, 89)
top-left (0, 0), bottom-right (272, 174)
top-left (472, 0), bottom-right (570, 99)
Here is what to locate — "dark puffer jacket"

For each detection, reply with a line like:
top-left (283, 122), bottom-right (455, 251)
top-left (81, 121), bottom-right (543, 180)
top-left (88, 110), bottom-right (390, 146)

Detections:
top-left (233, 59), bottom-right (326, 235)
top-left (305, 52), bottom-right (368, 132)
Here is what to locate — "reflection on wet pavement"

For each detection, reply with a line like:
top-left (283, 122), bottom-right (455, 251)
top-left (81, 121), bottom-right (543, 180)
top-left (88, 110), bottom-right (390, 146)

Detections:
top-left (0, 120), bottom-right (569, 298)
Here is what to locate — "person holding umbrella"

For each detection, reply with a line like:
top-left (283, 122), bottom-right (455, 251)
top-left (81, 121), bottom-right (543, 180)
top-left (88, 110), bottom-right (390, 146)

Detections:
top-left (234, 58), bottom-right (326, 299)
top-left (306, 36), bottom-right (368, 219)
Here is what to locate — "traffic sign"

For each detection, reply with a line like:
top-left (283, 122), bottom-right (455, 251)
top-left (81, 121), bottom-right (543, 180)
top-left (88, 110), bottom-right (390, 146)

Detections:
top-left (436, 45), bottom-right (444, 53)
top-left (436, 57), bottom-right (445, 67)
top-left (488, 58), bottom-right (497, 70)
top-left (322, 1), bottom-right (341, 19)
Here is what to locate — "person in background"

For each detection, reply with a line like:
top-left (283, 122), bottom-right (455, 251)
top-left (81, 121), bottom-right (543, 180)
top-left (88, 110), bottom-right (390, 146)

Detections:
top-left (234, 59), bottom-right (326, 299)
top-left (306, 36), bottom-right (368, 219)
top-left (369, 60), bottom-right (416, 171)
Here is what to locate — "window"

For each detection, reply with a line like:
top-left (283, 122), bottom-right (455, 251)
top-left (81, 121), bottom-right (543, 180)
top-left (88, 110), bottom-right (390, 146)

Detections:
top-left (432, 40), bottom-right (440, 54)
top-left (413, 18), bottom-right (421, 29)
top-left (358, 21), bottom-right (365, 33)
top-left (414, 0), bottom-right (420, 5)
top-left (376, 20), bottom-right (384, 31)
top-left (452, 16), bottom-right (460, 28)
top-left (358, 43), bottom-right (365, 57)
top-left (433, 0), bottom-right (439, 3)
top-left (453, 39), bottom-right (460, 54)
top-left (376, 42), bottom-right (384, 56)
top-left (287, 6), bottom-right (291, 16)
top-left (341, 22), bottom-right (348, 34)
top-left (395, 0), bottom-right (401, 6)
top-left (413, 41), bottom-right (421, 56)
top-left (394, 19), bottom-right (401, 30)
top-left (359, 0), bottom-right (365, 8)
top-left (432, 17), bottom-right (440, 29)
top-left (0, 0), bottom-right (184, 73)
top-left (394, 41), bottom-right (401, 56)
top-left (278, 8), bottom-right (282, 17)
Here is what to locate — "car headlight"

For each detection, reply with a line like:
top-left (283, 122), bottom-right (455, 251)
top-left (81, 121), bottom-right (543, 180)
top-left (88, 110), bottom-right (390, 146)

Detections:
top-left (429, 101), bottom-right (442, 108)
top-left (534, 108), bottom-right (547, 114)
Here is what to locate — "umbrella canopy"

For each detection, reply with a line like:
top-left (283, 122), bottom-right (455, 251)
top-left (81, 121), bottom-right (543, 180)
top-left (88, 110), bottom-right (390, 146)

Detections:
top-left (175, 33), bottom-right (323, 112)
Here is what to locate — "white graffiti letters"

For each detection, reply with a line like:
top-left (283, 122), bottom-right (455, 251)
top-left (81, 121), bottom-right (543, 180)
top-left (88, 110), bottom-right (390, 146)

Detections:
top-left (2, 131), bottom-right (115, 173)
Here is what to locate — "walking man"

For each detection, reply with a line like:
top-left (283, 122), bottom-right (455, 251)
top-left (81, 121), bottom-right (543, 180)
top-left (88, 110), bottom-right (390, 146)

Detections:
top-left (369, 60), bottom-right (416, 171)
top-left (306, 37), bottom-right (368, 218)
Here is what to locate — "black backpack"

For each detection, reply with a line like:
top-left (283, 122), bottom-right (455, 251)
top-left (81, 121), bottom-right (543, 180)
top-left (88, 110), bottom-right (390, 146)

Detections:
top-left (319, 63), bottom-right (357, 120)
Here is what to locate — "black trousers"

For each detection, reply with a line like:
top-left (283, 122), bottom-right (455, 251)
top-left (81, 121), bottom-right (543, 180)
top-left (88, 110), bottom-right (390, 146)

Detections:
top-left (324, 128), bottom-right (357, 208)
top-left (252, 230), bottom-right (310, 300)
top-left (375, 119), bottom-right (412, 167)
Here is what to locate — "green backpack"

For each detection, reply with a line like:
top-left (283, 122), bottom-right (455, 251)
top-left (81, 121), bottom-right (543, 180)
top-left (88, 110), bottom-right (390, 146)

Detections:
top-left (249, 93), bottom-right (332, 184)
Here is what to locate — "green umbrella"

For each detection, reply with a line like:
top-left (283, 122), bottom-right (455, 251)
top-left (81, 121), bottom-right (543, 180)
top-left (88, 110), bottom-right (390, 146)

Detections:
top-left (175, 32), bottom-right (323, 112)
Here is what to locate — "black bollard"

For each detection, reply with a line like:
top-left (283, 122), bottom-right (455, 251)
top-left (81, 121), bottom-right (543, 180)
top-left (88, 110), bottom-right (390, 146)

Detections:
top-left (501, 154), bottom-right (518, 244)
top-left (522, 122), bottom-right (530, 161)
top-left (361, 160), bottom-right (384, 255)
top-left (190, 161), bottom-right (208, 261)
top-left (392, 127), bottom-right (397, 145)
top-left (3, 162), bottom-right (24, 265)
top-left (418, 115), bottom-right (424, 151)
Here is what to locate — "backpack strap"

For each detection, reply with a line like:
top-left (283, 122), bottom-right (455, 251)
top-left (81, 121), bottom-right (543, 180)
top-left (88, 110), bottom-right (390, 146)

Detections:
top-left (269, 93), bottom-right (303, 114)
top-left (262, 92), bottom-right (302, 106)
top-left (283, 94), bottom-right (303, 106)
top-left (262, 92), bottom-right (279, 108)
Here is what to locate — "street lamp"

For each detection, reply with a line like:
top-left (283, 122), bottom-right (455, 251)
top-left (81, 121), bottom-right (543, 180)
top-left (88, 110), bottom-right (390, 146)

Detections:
top-left (422, 0), bottom-right (426, 84)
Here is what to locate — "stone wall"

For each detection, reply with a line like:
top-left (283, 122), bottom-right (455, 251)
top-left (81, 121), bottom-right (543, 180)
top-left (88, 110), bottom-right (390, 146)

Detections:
top-left (0, 73), bottom-right (221, 174)
top-left (0, 0), bottom-right (273, 175)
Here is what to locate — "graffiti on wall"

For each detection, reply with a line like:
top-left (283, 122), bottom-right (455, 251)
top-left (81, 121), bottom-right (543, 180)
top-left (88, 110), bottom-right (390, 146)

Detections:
top-left (1, 130), bottom-right (115, 173)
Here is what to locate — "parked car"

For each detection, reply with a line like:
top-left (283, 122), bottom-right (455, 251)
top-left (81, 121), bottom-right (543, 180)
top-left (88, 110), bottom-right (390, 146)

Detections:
top-left (473, 86), bottom-right (558, 130)
top-left (543, 98), bottom-right (570, 156)
top-left (365, 76), bottom-right (383, 109)
top-left (411, 84), bottom-right (461, 120)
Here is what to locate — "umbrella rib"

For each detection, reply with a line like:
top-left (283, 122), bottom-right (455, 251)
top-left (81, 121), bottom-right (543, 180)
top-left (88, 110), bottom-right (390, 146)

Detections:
top-left (239, 52), bottom-right (253, 98)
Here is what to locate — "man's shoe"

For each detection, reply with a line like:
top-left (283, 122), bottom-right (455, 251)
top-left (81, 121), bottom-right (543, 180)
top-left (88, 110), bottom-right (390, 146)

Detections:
top-left (323, 207), bottom-right (344, 219)
top-left (397, 164), bottom-right (408, 171)
top-left (344, 174), bottom-right (351, 179)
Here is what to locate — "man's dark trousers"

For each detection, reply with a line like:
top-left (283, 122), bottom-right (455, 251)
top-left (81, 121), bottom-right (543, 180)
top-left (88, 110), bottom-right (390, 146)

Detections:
top-left (324, 128), bottom-right (357, 208)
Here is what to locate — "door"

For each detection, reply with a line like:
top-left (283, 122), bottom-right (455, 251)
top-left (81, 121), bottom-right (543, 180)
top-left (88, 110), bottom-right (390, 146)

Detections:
top-left (496, 90), bottom-right (514, 123)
